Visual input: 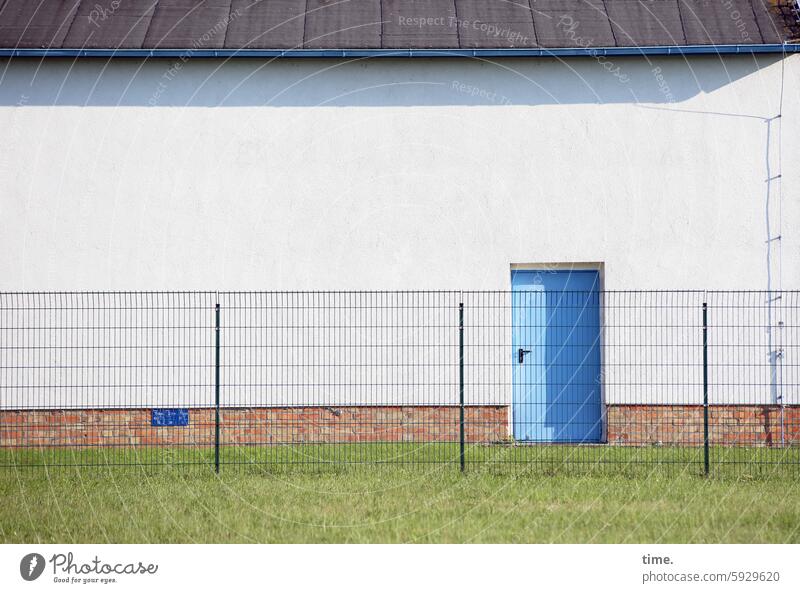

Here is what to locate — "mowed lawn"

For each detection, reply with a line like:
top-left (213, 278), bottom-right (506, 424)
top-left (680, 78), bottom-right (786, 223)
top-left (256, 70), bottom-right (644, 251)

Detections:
top-left (1, 450), bottom-right (799, 543)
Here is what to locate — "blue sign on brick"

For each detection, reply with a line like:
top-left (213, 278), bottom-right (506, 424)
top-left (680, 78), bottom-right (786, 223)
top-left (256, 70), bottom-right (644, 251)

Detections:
top-left (151, 408), bottom-right (189, 427)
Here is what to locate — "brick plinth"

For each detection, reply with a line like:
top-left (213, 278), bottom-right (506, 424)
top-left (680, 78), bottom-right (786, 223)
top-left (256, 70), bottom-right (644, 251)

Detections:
top-left (0, 406), bottom-right (509, 448)
top-left (607, 405), bottom-right (800, 446)
top-left (2, 405), bottom-right (798, 448)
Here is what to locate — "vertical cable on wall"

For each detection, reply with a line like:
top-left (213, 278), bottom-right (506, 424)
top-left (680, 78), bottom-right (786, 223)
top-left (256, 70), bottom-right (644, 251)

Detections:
top-left (766, 50), bottom-right (788, 444)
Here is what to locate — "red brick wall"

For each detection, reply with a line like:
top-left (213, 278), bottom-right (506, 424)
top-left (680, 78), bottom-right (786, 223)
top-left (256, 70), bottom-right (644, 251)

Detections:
top-left (607, 405), bottom-right (800, 446)
top-left (2, 405), bottom-right (798, 448)
top-left (0, 406), bottom-right (509, 448)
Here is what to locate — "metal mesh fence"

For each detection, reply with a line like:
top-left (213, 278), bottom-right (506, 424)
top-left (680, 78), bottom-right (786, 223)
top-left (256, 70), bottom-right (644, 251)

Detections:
top-left (0, 293), bottom-right (216, 467)
top-left (0, 290), bottom-right (797, 475)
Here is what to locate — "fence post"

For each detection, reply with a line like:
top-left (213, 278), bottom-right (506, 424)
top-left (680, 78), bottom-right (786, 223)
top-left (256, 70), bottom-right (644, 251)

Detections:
top-left (214, 301), bottom-right (221, 474)
top-left (702, 301), bottom-right (709, 476)
top-left (459, 300), bottom-right (465, 472)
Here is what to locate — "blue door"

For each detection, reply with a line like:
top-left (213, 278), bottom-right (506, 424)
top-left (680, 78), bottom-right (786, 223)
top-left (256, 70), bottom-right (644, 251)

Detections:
top-left (512, 269), bottom-right (602, 442)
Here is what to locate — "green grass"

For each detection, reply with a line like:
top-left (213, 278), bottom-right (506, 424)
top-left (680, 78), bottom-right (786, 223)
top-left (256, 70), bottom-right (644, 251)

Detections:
top-left (1, 445), bottom-right (799, 543)
top-left (2, 443), bottom-right (798, 478)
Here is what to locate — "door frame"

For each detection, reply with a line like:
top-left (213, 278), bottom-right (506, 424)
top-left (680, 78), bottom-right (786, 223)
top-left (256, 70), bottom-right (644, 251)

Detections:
top-left (508, 262), bottom-right (607, 443)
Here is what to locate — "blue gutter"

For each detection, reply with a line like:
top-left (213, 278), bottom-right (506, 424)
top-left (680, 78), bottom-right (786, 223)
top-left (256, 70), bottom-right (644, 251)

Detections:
top-left (0, 44), bottom-right (798, 59)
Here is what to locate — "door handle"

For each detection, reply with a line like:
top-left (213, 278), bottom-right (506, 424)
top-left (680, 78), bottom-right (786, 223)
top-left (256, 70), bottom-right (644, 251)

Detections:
top-left (518, 348), bottom-right (531, 364)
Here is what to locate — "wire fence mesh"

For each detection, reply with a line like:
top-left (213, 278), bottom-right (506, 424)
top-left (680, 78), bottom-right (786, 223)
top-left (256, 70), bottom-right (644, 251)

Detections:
top-left (0, 291), bottom-right (797, 475)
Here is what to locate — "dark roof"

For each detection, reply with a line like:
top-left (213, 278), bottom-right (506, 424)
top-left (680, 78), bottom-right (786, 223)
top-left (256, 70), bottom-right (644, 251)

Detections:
top-left (0, 0), bottom-right (798, 55)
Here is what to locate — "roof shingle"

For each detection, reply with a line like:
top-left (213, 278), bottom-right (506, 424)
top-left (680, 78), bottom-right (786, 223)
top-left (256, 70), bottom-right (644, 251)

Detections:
top-left (0, 0), bottom-right (797, 51)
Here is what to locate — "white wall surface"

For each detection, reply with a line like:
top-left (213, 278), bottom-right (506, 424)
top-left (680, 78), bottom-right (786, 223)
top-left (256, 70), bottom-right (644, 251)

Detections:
top-left (1, 290), bottom-right (796, 408)
top-left (0, 54), bottom-right (797, 291)
top-left (0, 55), bottom-right (797, 409)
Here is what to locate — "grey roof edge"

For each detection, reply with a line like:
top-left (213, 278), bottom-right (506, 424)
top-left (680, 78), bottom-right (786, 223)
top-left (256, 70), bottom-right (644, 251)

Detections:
top-left (1, 44), bottom-right (799, 59)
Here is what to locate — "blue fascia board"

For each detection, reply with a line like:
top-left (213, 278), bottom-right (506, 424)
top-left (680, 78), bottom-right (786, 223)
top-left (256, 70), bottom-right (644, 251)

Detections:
top-left (0, 44), bottom-right (798, 59)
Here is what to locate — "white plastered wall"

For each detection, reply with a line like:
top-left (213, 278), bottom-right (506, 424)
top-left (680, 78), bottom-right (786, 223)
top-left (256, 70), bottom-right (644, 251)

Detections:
top-left (0, 54), bottom-right (797, 408)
